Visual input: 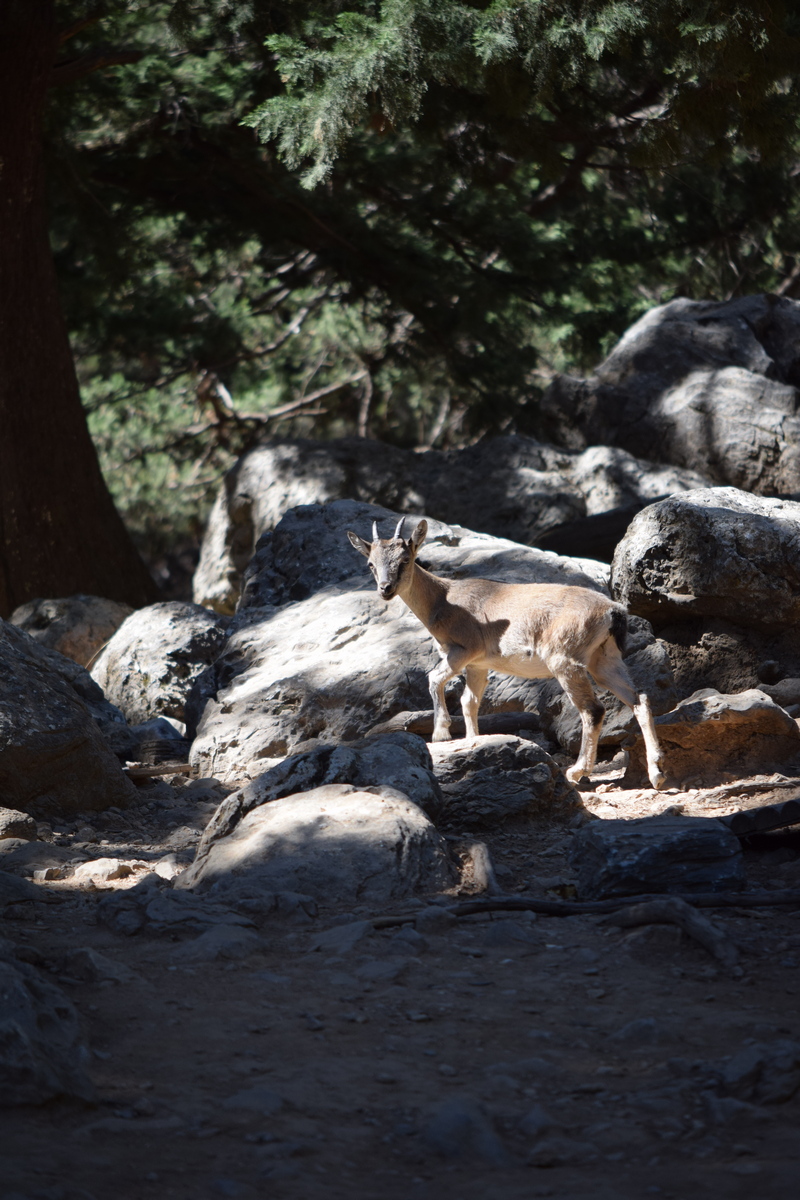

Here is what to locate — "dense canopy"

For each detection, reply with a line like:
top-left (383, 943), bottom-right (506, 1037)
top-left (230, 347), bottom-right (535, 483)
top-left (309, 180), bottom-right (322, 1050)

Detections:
top-left (5, 0), bottom-right (800, 601)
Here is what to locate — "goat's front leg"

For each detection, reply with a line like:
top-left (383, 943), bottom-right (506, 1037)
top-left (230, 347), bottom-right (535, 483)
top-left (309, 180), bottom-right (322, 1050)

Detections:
top-left (428, 655), bottom-right (457, 742)
top-left (428, 648), bottom-right (472, 742)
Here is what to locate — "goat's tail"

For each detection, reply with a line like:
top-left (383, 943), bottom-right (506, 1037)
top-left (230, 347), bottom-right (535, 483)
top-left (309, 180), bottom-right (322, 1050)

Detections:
top-left (609, 606), bottom-right (628, 655)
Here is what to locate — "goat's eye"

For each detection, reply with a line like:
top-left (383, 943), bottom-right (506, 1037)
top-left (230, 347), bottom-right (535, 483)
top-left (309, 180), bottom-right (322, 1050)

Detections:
top-left (369, 563), bottom-right (376, 573)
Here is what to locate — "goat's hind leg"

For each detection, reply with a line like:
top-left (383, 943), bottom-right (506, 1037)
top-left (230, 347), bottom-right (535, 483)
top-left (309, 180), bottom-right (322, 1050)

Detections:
top-left (546, 654), bottom-right (605, 785)
top-left (461, 665), bottom-right (488, 739)
top-left (590, 642), bottom-right (666, 790)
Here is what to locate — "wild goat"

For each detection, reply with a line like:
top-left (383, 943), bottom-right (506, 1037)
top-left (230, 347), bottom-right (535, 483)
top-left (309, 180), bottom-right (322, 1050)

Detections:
top-left (347, 517), bottom-right (666, 790)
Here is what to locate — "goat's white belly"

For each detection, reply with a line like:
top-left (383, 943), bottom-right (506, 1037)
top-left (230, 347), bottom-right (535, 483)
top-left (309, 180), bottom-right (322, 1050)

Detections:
top-left (475, 652), bottom-right (551, 680)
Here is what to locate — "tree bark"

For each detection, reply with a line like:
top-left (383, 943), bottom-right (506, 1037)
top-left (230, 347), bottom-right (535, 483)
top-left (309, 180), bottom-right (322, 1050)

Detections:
top-left (0, 1), bottom-right (158, 618)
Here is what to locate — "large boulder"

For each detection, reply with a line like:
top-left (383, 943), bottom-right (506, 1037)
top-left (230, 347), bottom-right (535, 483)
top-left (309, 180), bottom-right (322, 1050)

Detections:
top-left (189, 500), bottom-right (624, 781)
top-left (611, 488), bottom-right (800, 694)
top-left (0, 620), bottom-right (136, 818)
top-left (428, 735), bottom-right (582, 829)
top-left (569, 815), bottom-right (745, 900)
top-left (9, 594), bottom-right (133, 667)
top-left (623, 688), bottom-right (800, 788)
top-left (177, 783), bottom-right (456, 902)
top-left (90, 601), bottom-right (229, 735)
top-left (539, 295), bottom-right (800, 494)
top-left (193, 436), bottom-right (707, 613)
top-left (194, 732), bottom-right (443, 864)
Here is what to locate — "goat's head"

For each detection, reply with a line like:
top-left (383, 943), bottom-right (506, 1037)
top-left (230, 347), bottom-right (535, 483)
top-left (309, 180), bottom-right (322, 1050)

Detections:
top-left (347, 517), bottom-right (428, 600)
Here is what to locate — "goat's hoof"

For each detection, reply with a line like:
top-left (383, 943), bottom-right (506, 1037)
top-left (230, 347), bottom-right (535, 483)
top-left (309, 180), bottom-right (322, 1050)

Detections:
top-left (649, 768), bottom-right (667, 791)
top-left (431, 728), bottom-right (452, 743)
top-left (566, 765), bottom-right (586, 784)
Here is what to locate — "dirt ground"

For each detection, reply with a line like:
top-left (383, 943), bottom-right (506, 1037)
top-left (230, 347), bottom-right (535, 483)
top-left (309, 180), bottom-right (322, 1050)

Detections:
top-left (4, 769), bottom-right (800, 1200)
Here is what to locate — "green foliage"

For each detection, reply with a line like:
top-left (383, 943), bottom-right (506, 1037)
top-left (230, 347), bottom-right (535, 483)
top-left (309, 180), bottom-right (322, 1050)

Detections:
top-left (45, 0), bottom-right (800, 554)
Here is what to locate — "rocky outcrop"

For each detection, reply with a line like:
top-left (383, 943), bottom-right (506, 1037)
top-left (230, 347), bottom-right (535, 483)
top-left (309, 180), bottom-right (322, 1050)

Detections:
top-left (193, 732), bottom-right (443, 865)
top-left (0, 810), bottom-right (37, 841)
top-left (189, 500), bottom-right (617, 781)
top-left (623, 688), bottom-right (800, 788)
top-left (193, 437), bottom-right (706, 612)
top-left (611, 488), bottom-right (800, 695)
top-left (90, 602), bottom-right (229, 735)
top-left (9, 594), bottom-right (133, 667)
top-left (177, 784), bottom-right (456, 902)
top-left (539, 295), bottom-right (800, 494)
top-left (0, 620), bottom-right (136, 818)
top-left (428, 735), bottom-right (582, 828)
top-left (569, 815), bottom-right (745, 900)
top-left (0, 953), bottom-right (95, 1105)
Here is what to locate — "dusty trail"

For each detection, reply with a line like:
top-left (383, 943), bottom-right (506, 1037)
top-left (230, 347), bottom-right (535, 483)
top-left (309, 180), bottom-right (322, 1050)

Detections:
top-left (4, 773), bottom-right (800, 1200)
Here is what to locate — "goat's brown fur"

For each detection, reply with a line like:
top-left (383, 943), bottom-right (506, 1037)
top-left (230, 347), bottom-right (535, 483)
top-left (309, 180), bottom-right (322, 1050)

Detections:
top-left (347, 518), bottom-right (665, 790)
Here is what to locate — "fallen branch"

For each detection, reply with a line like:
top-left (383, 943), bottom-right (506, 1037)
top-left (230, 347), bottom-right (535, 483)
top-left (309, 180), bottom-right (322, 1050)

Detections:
top-left (370, 889), bottom-right (800, 929)
top-left (599, 896), bottom-right (739, 968)
top-left (123, 761), bottom-right (193, 778)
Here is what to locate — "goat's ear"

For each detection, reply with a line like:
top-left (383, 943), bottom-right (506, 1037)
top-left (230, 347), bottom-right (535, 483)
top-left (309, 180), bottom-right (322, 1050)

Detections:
top-left (347, 530), bottom-right (372, 558)
top-left (410, 520), bottom-right (428, 551)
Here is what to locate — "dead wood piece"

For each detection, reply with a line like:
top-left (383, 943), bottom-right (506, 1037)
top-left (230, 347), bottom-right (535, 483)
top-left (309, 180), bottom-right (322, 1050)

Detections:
top-left (459, 841), bottom-right (502, 895)
top-left (369, 709), bottom-right (542, 739)
top-left (370, 889), bottom-right (800, 929)
top-left (600, 896), bottom-right (739, 968)
top-left (123, 761), bottom-right (193, 778)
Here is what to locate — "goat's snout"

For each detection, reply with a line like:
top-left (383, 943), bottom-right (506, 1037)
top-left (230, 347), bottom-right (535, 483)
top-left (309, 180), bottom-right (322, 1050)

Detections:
top-left (378, 581), bottom-right (396, 599)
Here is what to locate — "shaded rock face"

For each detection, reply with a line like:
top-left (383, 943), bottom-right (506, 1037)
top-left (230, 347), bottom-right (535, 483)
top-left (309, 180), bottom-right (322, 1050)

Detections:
top-left (9, 593), bottom-right (133, 667)
top-left (0, 620), bottom-right (136, 818)
top-left (189, 500), bottom-right (615, 781)
top-left (624, 688), bottom-right (800, 788)
top-left (176, 783), bottom-right (456, 903)
top-left (0, 956), bottom-right (95, 1105)
top-left (193, 436), bottom-right (706, 613)
top-left (0, 810), bottom-right (37, 841)
top-left (611, 488), bottom-right (800, 695)
top-left (91, 601), bottom-right (229, 735)
top-left (428, 734), bottom-right (582, 829)
top-left (539, 295), bottom-right (800, 494)
top-left (569, 816), bottom-right (745, 900)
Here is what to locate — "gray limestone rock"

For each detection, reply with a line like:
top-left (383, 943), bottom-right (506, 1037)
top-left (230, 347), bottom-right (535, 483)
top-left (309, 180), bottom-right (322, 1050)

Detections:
top-left (0, 958), bottom-right (95, 1105)
top-left (539, 295), bottom-right (800, 494)
top-left (0, 809), bottom-right (37, 842)
top-left (9, 593), bottom-right (134, 667)
top-left (193, 436), bottom-right (705, 613)
top-left (611, 488), bottom-right (800, 696)
top-left (612, 488), bottom-right (800, 629)
top-left (176, 783), bottom-right (456, 903)
top-left (0, 619), bottom-right (136, 818)
top-left (421, 1096), bottom-right (511, 1165)
top-left (192, 732), bottom-right (442, 866)
top-left (91, 601), bottom-right (229, 734)
top-left (570, 815), bottom-right (745, 900)
top-left (722, 1041), bottom-right (800, 1104)
top-left (170, 925), bottom-right (261, 963)
top-left (428, 734), bottom-right (582, 828)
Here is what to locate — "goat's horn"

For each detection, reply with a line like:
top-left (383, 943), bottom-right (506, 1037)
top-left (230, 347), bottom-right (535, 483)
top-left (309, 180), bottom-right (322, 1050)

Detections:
top-left (371, 521), bottom-right (379, 542)
top-left (394, 516), bottom-right (406, 540)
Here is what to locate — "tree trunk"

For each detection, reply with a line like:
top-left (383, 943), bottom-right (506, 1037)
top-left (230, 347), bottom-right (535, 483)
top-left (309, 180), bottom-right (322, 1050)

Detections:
top-left (0, 1), bottom-right (158, 618)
